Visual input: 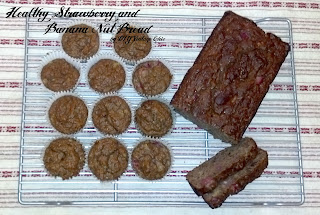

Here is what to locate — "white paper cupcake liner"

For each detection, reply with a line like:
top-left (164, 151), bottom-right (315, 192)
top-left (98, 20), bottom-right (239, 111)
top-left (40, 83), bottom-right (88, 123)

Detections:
top-left (87, 137), bottom-right (129, 182)
top-left (85, 52), bottom-right (128, 95)
top-left (131, 56), bottom-right (174, 98)
top-left (111, 22), bottom-right (154, 66)
top-left (46, 92), bottom-right (89, 135)
top-left (59, 20), bottom-right (102, 62)
top-left (90, 93), bottom-right (133, 137)
top-left (38, 50), bottom-right (82, 93)
top-left (41, 136), bottom-right (86, 180)
top-left (130, 137), bottom-right (173, 181)
top-left (134, 97), bottom-right (176, 139)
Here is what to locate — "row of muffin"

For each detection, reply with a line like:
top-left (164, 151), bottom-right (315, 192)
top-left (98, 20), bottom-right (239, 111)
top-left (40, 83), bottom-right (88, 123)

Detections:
top-left (48, 94), bottom-right (174, 138)
top-left (60, 22), bottom-right (152, 62)
top-left (41, 52), bottom-right (173, 97)
top-left (44, 137), bottom-right (171, 181)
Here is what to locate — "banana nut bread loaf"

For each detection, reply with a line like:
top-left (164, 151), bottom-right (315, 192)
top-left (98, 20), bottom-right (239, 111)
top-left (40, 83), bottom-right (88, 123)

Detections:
top-left (186, 137), bottom-right (268, 209)
top-left (186, 137), bottom-right (258, 196)
top-left (202, 148), bottom-right (268, 209)
top-left (170, 11), bottom-right (290, 144)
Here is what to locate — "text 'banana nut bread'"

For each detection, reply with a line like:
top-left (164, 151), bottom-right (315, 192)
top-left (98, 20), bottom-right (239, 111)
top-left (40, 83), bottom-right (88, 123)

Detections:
top-left (186, 137), bottom-right (268, 209)
top-left (170, 11), bottom-right (290, 144)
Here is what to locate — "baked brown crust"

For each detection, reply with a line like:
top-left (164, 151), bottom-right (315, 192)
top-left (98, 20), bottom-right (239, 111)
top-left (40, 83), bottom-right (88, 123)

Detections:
top-left (43, 137), bottom-right (85, 180)
top-left (41, 59), bottom-right (79, 92)
top-left (61, 24), bottom-right (99, 59)
top-left (88, 59), bottom-right (125, 93)
top-left (131, 140), bottom-right (171, 180)
top-left (88, 138), bottom-right (128, 181)
top-left (92, 96), bottom-right (131, 135)
top-left (114, 26), bottom-right (151, 61)
top-left (133, 60), bottom-right (172, 96)
top-left (135, 100), bottom-right (173, 138)
top-left (170, 11), bottom-right (290, 144)
top-left (48, 95), bottom-right (88, 134)
top-left (186, 137), bottom-right (258, 196)
top-left (202, 149), bottom-right (268, 209)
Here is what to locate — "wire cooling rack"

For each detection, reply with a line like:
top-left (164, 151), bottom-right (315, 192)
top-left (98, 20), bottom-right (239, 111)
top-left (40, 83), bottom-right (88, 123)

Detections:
top-left (18, 14), bottom-right (304, 206)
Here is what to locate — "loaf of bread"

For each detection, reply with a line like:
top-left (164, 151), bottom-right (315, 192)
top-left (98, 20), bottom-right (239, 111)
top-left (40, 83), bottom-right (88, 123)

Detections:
top-left (202, 149), bottom-right (268, 208)
top-left (186, 137), bottom-right (268, 209)
top-left (170, 11), bottom-right (290, 144)
top-left (186, 137), bottom-right (258, 196)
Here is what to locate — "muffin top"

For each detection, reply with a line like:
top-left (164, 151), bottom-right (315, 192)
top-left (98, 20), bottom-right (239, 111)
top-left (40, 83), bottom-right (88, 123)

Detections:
top-left (131, 140), bottom-right (171, 180)
top-left (133, 60), bottom-right (172, 96)
top-left (41, 58), bottom-right (80, 92)
top-left (88, 137), bottom-right (128, 181)
top-left (61, 24), bottom-right (99, 59)
top-left (43, 137), bottom-right (85, 180)
top-left (92, 96), bottom-right (131, 135)
top-left (135, 100), bottom-right (173, 137)
top-left (48, 95), bottom-right (88, 134)
top-left (113, 25), bottom-right (151, 61)
top-left (88, 59), bottom-right (125, 94)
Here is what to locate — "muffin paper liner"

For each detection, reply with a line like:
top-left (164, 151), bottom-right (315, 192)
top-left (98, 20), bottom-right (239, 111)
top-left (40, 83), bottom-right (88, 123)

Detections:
top-left (111, 22), bottom-right (154, 66)
top-left (41, 136), bottom-right (86, 180)
top-left (85, 52), bottom-right (128, 95)
top-left (59, 20), bottom-right (102, 62)
top-left (134, 97), bottom-right (176, 139)
top-left (46, 92), bottom-right (89, 135)
top-left (130, 138), bottom-right (173, 181)
top-left (90, 93), bottom-right (133, 137)
top-left (87, 137), bottom-right (129, 182)
top-left (131, 56), bottom-right (174, 98)
top-left (38, 50), bottom-right (82, 93)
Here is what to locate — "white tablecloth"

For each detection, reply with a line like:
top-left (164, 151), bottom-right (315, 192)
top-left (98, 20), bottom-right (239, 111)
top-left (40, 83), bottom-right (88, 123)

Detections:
top-left (0, 1), bottom-right (320, 214)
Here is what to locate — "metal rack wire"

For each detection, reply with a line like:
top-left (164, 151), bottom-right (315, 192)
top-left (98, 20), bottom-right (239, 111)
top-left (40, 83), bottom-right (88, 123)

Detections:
top-left (18, 14), bottom-right (304, 206)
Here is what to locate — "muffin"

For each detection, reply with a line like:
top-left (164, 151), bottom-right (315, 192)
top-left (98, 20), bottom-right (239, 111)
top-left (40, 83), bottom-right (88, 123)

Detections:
top-left (88, 137), bottom-right (128, 181)
top-left (131, 140), bottom-right (171, 180)
top-left (133, 60), bottom-right (172, 96)
top-left (88, 59), bottom-right (125, 94)
top-left (43, 137), bottom-right (85, 180)
top-left (135, 100), bottom-right (173, 137)
top-left (113, 25), bottom-right (151, 61)
top-left (61, 24), bottom-right (99, 59)
top-left (92, 96), bottom-right (131, 135)
top-left (48, 95), bottom-right (88, 134)
top-left (41, 58), bottom-right (80, 92)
